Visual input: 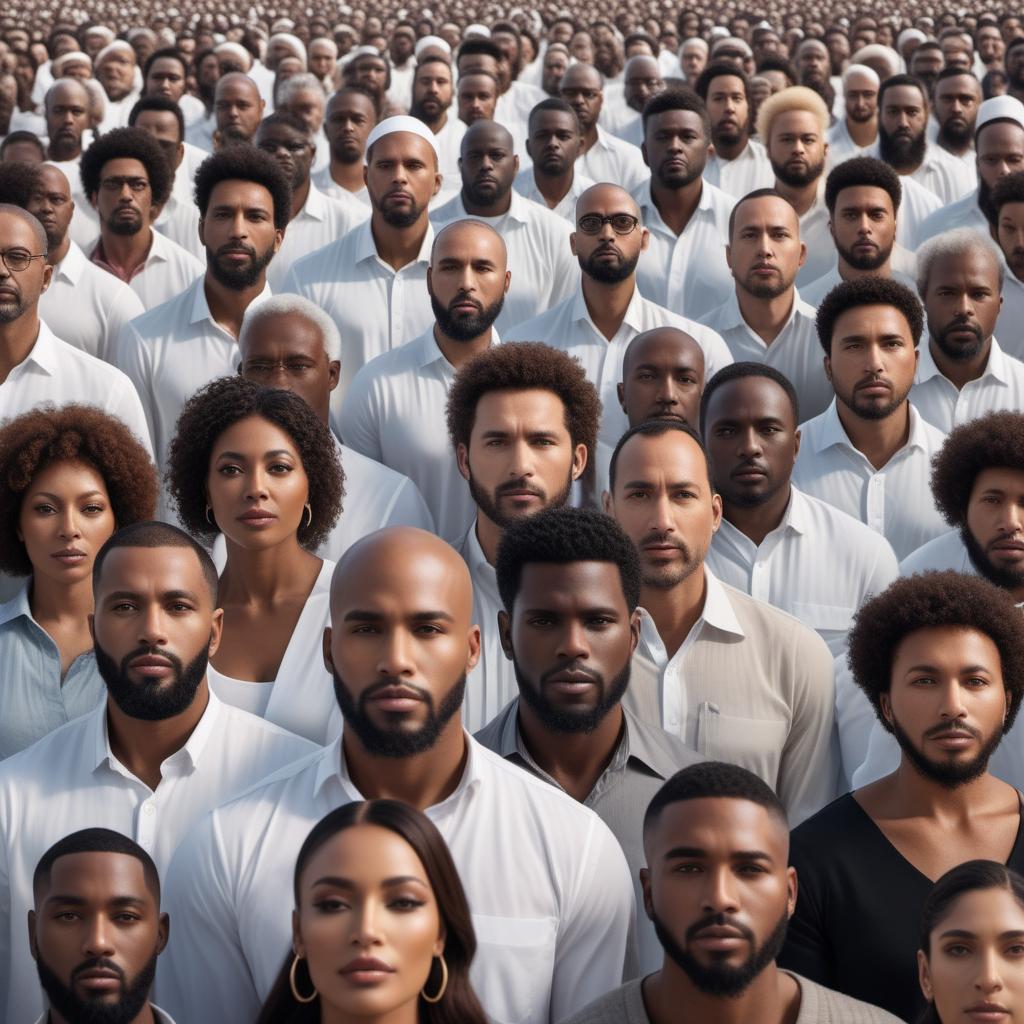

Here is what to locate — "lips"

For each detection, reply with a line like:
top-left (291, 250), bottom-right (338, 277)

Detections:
top-left (238, 508), bottom-right (277, 526)
top-left (51, 547), bottom-right (87, 563)
top-left (340, 956), bottom-right (395, 983)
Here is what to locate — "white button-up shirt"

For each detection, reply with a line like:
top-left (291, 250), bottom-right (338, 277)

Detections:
top-left (577, 124), bottom-right (649, 192)
top-left (997, 264), bottom-right (1024, 360)
top-left (39, 240), bottom-right (145, 360)
top-left (430, 189), bottom-right (580, 334)
top-left (153, 142), bottom-right (207, 261)
top-left (798, 253), bottom-right (918, 307)
top-left (703, 138), bottom-right (775, 197)
top-left (869, 140), bottom-right (976, 204)
top-left (50, 154), bottom-right (101, 251)
top-left (700, 289), bottom-right (834, 420)
top-left (914, 187), bottom-right (987, 247)
top-left (158, 733), bottom-right (634, 1024)
top-left (632, 177), bottom-right (735, 321)
top-left (93, 228), bottom-right (204, 311)
top-left (312, 165), bottom-right (371, 206)
top-left (514, 165), bottom-right (597, 222)
top-left (793, 399), bottom-right (948, 560)
top-left (911, 336), bottom-right (1024, 433)
top-left (796, 187), bottom-right (836, 287)
top-left (506, 284), bottom-right (733, 446)
top-left (432, 113), bottom-right (467, 188)
top-left (707, 486), bottom-right (899, 656)
top-left (890, 170), bottom-right (944, 249)
top-left (826, 118), bottom-right (874, 168)
top-left (0, 692), bottom-right (317, 1024)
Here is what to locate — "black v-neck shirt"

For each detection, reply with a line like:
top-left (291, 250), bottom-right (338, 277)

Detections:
top-left (779, 792), bottom-right (1024, 1022)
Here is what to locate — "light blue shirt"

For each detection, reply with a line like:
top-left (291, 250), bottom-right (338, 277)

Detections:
top-left (0, 579), bottom-right (104, 759)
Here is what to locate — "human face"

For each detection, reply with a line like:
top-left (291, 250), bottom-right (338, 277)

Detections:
top-left (912, 49), bottom-right (944, 90)
top-left (45, 82), bottom-right (90, 160)
top-left (830, 185), bottom-right (896, 272)
top-left (681, 44), bottom-right (707, 81)
top-left (570, 32), bottom-right (595, 64)
top-left (256, 121), bottom-right (314, 190)
top-left (728, 195), bottom-right (804, 300)
top-left (880, 84), bottom-right (928, 168)
top-left (882, 625), bottom-right (1008, 788)
top-left (607, 431), bottom-right (721, 590)
top-left (924, 248), bottom-right (1003, 363)
top-left (325, 91), bottom-right (376, 165)
top-left (294, 824), bottom-right (444, 1018)
top-left (499, 561), bottom-right (639, 733)
top-left (618, 330), bottom-right (704, 429)
top-left (825, 304), bottom-right (918, 420)
top-left (199, 180), bottom-right (282, 290)
top-left (797, 42), bottom-right (829, 86)
top-left (94, 157), bottom-right (153, 238)
top-left (844, 74), bottom-right (878, 124)
top-left (706, 74), bottom-right (748, 148)
top-left (643, 109), bottom-right (708, 190)
top-left (0, 210), bottom-right (52, 322)
top-left (214, 76), bottom-right (264, 141)
top-left (527, 110), bottom-right (582, 177)
top-left (977, 124), bottom-right (1024, 195)
top-left (427, 224), bottom-right (509, 341)
top-left (640, 798), bottom-right (795, 997)
top-left (542, 49), bottom-right (569, 96)
top-left (979, 26), bottom-right (1006, 65)
top-left (97, 49), bottom-right (136, 102)
top-left (411, 62), bottom-right (453, 125)
top-left (571, 185), bottom-right (648, 284)
top-left (457, 389), bottom-right (586, 529)
top-left (132, 110), bottom-right (184, 170)
top-left (144, 56), bottom-right (187, 101)
top-left (2, 140), bottom-right (44, 164)
top-left (457, 74), bottom-right (498, 124)
top-left (366, 133), bottom-right (440, 227)
top-left (1004, 19), bottom-right (1024, 45)
top-left (767, 109), bottom-right (827, 188)
top-left (27, 165), bottom-right (74, 251)
top-left (560, 66), bottom-right (603, 131)
top-left (30, 852), bottom-right (167, 1023)
top-left (935, 74), bottom-right (982, 149)
top-left (459, 123), bottom-right (517, 206)
top-left (310, 43), bottom-right (336, 81)
top-left (389, 27), bottom-right (416, 65)
top-left (284, 88), bottom-right (325, 134)
top-left (625, 58), bottom-right (664, 114)
top-left (998, 201), bottom-right (1024, 281)
top-left (964, 468), bottom-right (1024, 591)
top-left (352, 56), bottom-right (389, 98)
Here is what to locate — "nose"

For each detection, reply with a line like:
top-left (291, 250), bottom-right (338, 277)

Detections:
top-left (58, 505), bottom-right (83, 541)
top-left (83, 915), bottom-right (116, 958)
top-left (701, 865), bottom-right (741, 915)
top-left (650, 492), bottom-right (675, 534)
top-left (244, 465), bottom-right (271, 502)
top-left (555, 620), bottom-right (591, 661)
top-left (738, 426), bottom-right (764, 458)
top-left (350, 898), bottom-right (384, 948)
top-left (655, 376), bottom-right (678, 404)
top-left (938, 678), bottom-right (969, 721)
top-left (997, 500), bottom-right (1024, 536)
top-left (509, 437), bottom-right (535, 478)
top-left (376, 627), bottom-right (416, 678)
top-left (974, 948), bottom-right (1005, 996)
top-left (138, 604), bottom-right (169, 650)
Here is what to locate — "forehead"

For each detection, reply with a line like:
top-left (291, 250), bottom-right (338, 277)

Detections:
top-left (884, 84), bottom-right (925, 106)
top-left (464, 125), bottom-right (512, 149)
top-left (647, 797), bottom-right (787, 854)
top-left (96, 544), bottom-right (207, 594)
top-left (894, 624), bottom-right (1002, 668)
top-left (928, 246), bottom-right (1000, 281)
top-left (242, 313), bottom-right (324, 353)
top-left (936, 74), bottom-right (980, 95)
top-left (330, 92), bottom-right (375, 114)
top-left (532, 110), bottom-right (576, 131)
top-left (772, 108), bottom-right (822, 134)
top-left (833, 303), bottom-right (912, 337)
top-left (150, 56), bottom-right (185, 73)
top-left (709, 74), bottom-right (744, 93)
top-left (136, 110), bottom-right (180, 130)
top-left (416, 62), bottom-right (451, 81)
top-left (563, 67), bottom-right (601, 88)
top-left (648, 108), bottom-right (705, 131)
top-left (999, 200), bottom-right (1024, 220)
top-left (978, 123), bottom-right (1024, 153)
top-left (516, 560), bottom-right (628, 609)
top-left (617, 430), bottom-right (708, 480)
top-left (50, 84), bottom-right (88, 104)
top-left (219, 77), bottom-right (258, 99)
top-left (38, 166), bottom-right (70, 191)
top-left (472, 387), bottom-right (568, 428)
top-left (207, 179), bottom-right (275, 209)
top-left (369, 133), bottom-right (434, 162)
top-left (258, 121), bottom-right (306, 141)
top-left (836, 184), bottom-right (893, 209)
top-left (578, 185), bottom-right (637, 215)
top-left (44, 851), bottom-right (153, 902)
top-left (433, 224), bottom-right (503, 261)
top-left (734, 196), bottom-right (798, 228)
top-left (627, 332), bottom-right (702, 368)
top-left (845, 73), bottom-right (877, 90)
top-left (101, 157), bottom-right (148, 176)
top-left (0, 212), bottom-right (38, 246)
top-left (300, 824), bottom-right (427, 888)
top-left (972, 465), bottom-right (1024, 493)
top-left (706, 375), bottom-right (793, 421)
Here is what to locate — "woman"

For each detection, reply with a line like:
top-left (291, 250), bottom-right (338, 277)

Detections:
top-left (0, 405), bottom-right (157, 758)
top-left (167, 377), bottom-right (344, 743)
top-left (257, 801), bottom-right (488, 1024)
top-left (918, 860), bottom-right (1024, 1023)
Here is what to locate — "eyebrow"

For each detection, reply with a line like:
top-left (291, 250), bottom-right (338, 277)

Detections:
top-left (632, 361), bottom-right (699, 372)
top-left (621, 478), bottom-right (701, 490)
top-left (44, 894), bottom-right (148, 908)
top-left (904, 663), bottom-right (991, 674)
top-left (521, 604), bottom-right (622, 617)
top-left (311, 874), bottom-right (427, 888)
top-left (939, 928), bottom-right (1024, 940)
top-left (479, 429), bottom-right (560, 439)
top-left (30, 490), bottom-right (105, 500)
top-left (664, 846), bottom-right (774, 862)
top-left (105, 589), bottom-right (201, 603)
top-left (215, 449), bottom-right (294, 460)
top-left (343, 610), bottom-right (455, 623)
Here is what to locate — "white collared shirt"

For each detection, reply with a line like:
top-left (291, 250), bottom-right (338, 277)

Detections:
top-left (796, 187), bottom-right (836, 287)
top-left (997, 264), bottom-right (1024, 360)
top-left (39, 240), bottom-right (145, 360)
top-left (707, 486), bottom-right (899, 656)
top-left (699, 289), bottom-right (834, 420)
top-left (505, 283), bottom-right (733, 446)
top-left (432, 113), bottom-right (467, 187)
top-left (577, 124), bottom-right (649, 192)
top-left (868, 140), bottom-right (976, 204)
top-left (339, 325), bottom-right (481, 541)
top-left (0, 692), bottom-right (317, 1024)
top-left (430, 189), bottom-right (580, 333)
top-left (826, 118), bottom-right (874, 168)
top-left (914, 187), bottom-right (987, 247)
top-left (703, 138), bottom-right (775, 198)
top-left (793, 399), bottom-right (948, 560)
top-left (312, 165), bottom-right (371, 206)
top-left (513, 165), bottom-right (597, 222)
top-left (96, 228), bottom-right (204, 311)
top-left (632, 176), bottom-right (735, 321)
top-left (158, 734), bottom-right (634, 1024)
top-left (887, 169), bottom-right (943, 249)
top-left (49, 154), bottom-right (101, 251)
top-left (911, 336), bottom-right (1024, 433)
top-left (153, 190), bottom-right (204, 261)
top-left (34, 1007), bottom-right (176, 1024)
top-left (798, 254), bottom-right (918, 307)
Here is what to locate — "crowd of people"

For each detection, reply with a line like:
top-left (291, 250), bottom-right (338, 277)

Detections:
top-left (3, 3), bottom-right (1024, 1023)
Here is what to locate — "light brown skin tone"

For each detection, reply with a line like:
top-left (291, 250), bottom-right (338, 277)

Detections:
top-left (829, 185), bottom-right (897, 282)
top-left (27, 164), bottom-right (74, 265)
top-left (842, 71), bottom-right (878, 147)
top-left (976, 123), bottom-right (1024, 201)
top-left (560, 64), bottom-right (604, 152)
top-left (965, 468), bottom-right (1024, 603)
top-left (643, 109), bottom-right (710, 237)
top-left (456, 73), bottom-right (498, 126)
top-left (91, 157), bottom-right (157, 280)
top-left (997, 201), bottom-right (1024, 281)
top-left (412, 61), bottom-right (452, 132)
top-left (96, 48), bottom-right (136, 102)
top-left (705, 74), bottom-right (750, 161)
top-left (767, 109), bottom-right (828, 217)
top-left (0, 208), bottom-right (52, 383)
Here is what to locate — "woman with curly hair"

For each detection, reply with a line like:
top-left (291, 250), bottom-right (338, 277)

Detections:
top-left (0, 404), bottom-right (157, 758)
top-left (166, 376), bottom-right (345, 743)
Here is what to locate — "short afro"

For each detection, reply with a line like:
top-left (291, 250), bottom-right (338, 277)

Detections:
top-left (446, 342), bottom-right (600, 457)
top-left (0, 161), bottom-right (40, 207)
top-left (990, 171), bottom-right (1024, 220)
top-left (693, 61), bottom-right (749, 102)
top-left (825, 155), bottom-right (902, 215)
top-left (700, 361), bottom-right (799, 435)
top-left (495, 506), bottom-right (641, 613)
top-left (815, 276), bottom-right (923, 355)
top-left (166, 377), bottom-right (344, 550)
top-left (193, 146), bottom-right (292, 230)
top-left (641, 86), bottom-right (710, 138)
top-left (79, 126), bottom-right (174, 207)
top-left (931, 412), bottom-right (1024, 528)
top-left (848, 571), bottom-right (1024, 733)
top-left (0, 404), bottom-right (157, 576)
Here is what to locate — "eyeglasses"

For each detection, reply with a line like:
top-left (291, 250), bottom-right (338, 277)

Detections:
top-left (576, 213), bottom-right (641, 235)
top-left (100, 176), bottom-right (150, 193)
top-left (0, 249), bottom-right (46, 273)
top-left (243, 358), bottom-right (318, 377)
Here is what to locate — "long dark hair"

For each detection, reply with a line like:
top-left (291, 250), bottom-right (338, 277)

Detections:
top-left (916, 860), bottom-right (1024, 1024)
top-left (255, 801), bottom-right (488, 1024)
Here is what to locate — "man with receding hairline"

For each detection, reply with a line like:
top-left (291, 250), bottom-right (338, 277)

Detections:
top-left (211, 72), bottom-right (265, 148)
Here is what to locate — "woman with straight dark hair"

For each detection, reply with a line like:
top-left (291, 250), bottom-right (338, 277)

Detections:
top-left (256, 800), bottom-right (488, 1024)
top-left (917, 860), bottom-right (1024, 1023)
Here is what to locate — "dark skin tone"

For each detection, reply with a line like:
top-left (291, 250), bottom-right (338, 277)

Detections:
top-left (255, 120), bottom-right (315, 220)
top-left (27, 164), bottom-right (74, 265)
top-left (560, 64), bottom-right (604, 152)
top-left (458, 120), bottom-right (519, 217)
top-left (45, 81), bottom-right (90, 161)
top-left (498, 561), bottom-right (641, 802)
top-left (324, 90), bottom-right (377, 194)
top-left (618, 328), bottom-right (705, 428)
top-left (643, 108), bottom-right (711, 236)
top-left (91, 157), bottom-right (157, 279)
top-left (525, 109), bottom-right (583, 208)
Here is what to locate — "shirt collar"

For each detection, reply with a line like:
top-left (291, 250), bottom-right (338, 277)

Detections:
top-left (570, 281), bottom-right (646, 334)
top-left (716, 288), bottom-right (810, 334)
top-left (188, 275), bottom-right (273, 328)
top-left (54, 240), bottom-right (87, 284)
top-left (452, 189), bottom-right (530, 226)
top-left (19, 319), bottom-right (60, 375)
top-left (354, 216), bottom-right (434, 265)
top-left (0, 578), bottom-right (33, 627)
top-left (300, 180), bottom-right (328, 221)
top-left (917, 336), bottom-right (1009, 385)
top-left (781, 486), bottom-right (809, 535)
top-left (635, 177), bottom-right (714, 234)
top-left (811, 398), bottom-right (929, 455)
top-left (640, 566), bottom-right (745, 645)
top-left (413, 324), bottom-right (500, 369)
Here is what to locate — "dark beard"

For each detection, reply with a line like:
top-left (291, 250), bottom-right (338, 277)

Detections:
top-left (938, 119), bottom-right (973, 151)
top-left (978, 177), bottom-right (996, 225)
top-left (105, 210), bottom-right (144, 235)
top-left (94, 639), bottom-right (208, 720)
top-left (771, 156), bottom-right (825, 188)
top-left (410, 97), bottom-right (447, 127)
top-left (930, 318), bottom-right (986, 363)
top-left (963, 525), bottom-right (1024, 592)
top-left (205, 241), bottom-right (276, 289)
top-left (878, 126), bottom-right (927, 172)
top-left (332, 141), bottom-right (364, 165)
top-left (36, 950), bottom-right (157, 1024)
top-left (380, 201), bottom-right (426, 228)
top-left (653, 908), bottom-right (789, 997)
top-left (579, 247), bottom-right (640, 284)
top-left (430, 291), bottom-right (504, 340)
top-left (513, 654), bottom-right (630, 734)
top-left (835, 236), bottom-right (893, 271)
top-left (890, 712), bottom-right (1002, 789)
top-left (467, 470), bottom-right (573, 530)
top-left (656, 158), bottom-right (704, 189)
top-left (835, 378), bottom-right (909, 421)
top-left (738, 274), bottom-right (790, 301)
top-left (332, 668), bottom-right (465, 758)
top-left (462, 179), bottom-right (511, 208)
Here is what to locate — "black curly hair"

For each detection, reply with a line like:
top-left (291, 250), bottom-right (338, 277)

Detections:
top-left (847, 571), bottom-right (1024, 734)
top-left (990, 170), bottom-right (1024, 220)
top-left (0, 160), bottom-right (40, 207)
top-left (166, 377), bottom-right (344, 550)
top-left (641, 86), bottom-right (710, 138)
top-left (699, 361), bottom-right (800, 435)
top-left (193, 146), bottom-right (292, 230)
top-left (79, 126), bottom-right (174, 207)
top-left (825, 155), bottom-right (902, 215)
top-left (815, 276), bottom-right (924, 354)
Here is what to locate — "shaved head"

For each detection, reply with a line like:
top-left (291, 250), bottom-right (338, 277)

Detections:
top-left (624, 327), bottom-right (704, 377)
top-left (432, 219), bottom-right (508, 271)
top-left (461, 118), bottom-right (514, 155)
top-left (577, 182), bottom-right (641, 219)
top-left (0, 203), bottom-right (48, 253)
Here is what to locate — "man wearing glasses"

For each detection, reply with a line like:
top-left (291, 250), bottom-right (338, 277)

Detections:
top-left (506, 183), bottom-right (732, 446)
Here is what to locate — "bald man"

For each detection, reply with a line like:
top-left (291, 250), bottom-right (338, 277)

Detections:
top-left (44, 79), bottom-right (100, 248)
top-left (616, 54), bottom-right (665, 146)
top-left (507, 183), bottom-right (732, 447)
top-left (161, 526), bottom-right (635, 1024)
top-left (212, 72), bottom-right (265, 148)
top-left (431, 119), bottom-right (578, 333)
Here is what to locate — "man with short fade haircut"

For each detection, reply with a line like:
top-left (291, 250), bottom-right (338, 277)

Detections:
top-left (143, 47), bottom-right (205, 127)
top-left (0, 521), bottom-right (316, 1023)
top-left (911, 227), bottom-right (1024, 432)
top-left (312, 84), bottom-right (378, 205)
top-left (605, 420), bottom-right (838, 824)
top-left (616, 54), bottom-right (666, 146)
top-left (209, 72), bottom-right (265, 150)
top-left (478, 505), bottom-right (703, 972)
top-left (703, 362), bottom-right (898, 656)
top-left (781, 572), bottom-right (1024, 1021)
top-left (933, 67), bottom-right (983, 179)
top-left (457, 69), bottom-right (500, 127)
top-left (564, 761), bottom-right (902, 1024)
top-left (446, 342), bottom-right (597, 728)
top-left (827, 65), bottom-right (879, 166)
top-left (160, 527), bottom-right (635, 1024)
top-left (29, 828), bottom-right (174, 1024)
top-left (0, 131), bottom-right (46, 164)
top-left (409, 55), bottom-right (464, 188)
top-left (632, 88), bottom-right (735, 322)
top-left (989, 170), bottom-right (1024, 353)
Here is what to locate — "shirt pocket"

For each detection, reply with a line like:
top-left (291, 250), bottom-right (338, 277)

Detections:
top-left (695, 704), bottom-right (789, 785)
top-left (791, 601), bottom-right (855, 658)
top-left (470, 914), bottom-right (559, 1024)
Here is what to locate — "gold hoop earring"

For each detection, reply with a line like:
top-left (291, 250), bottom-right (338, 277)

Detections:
top-left (421, 954), bottom-right (448, 1004)
top-left (289, 954), bottom-right (317, 1004)
top-left (205, 505), bottom-right (215, 526)
top-left (304, 503), bottom-right (312, 528)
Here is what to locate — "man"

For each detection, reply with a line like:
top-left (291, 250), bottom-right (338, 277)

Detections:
top-left (694, 63), bottom-right (774, 198)
top-left (431, 119), bottom-right (577, 333)
top-left (1008, 38), bottom-right (1024, 105)
top-left (632, 88), bottom-right (735, 322)
top-left (94, 41), bottom-right (140, 131)
top-left (515, 98), bottom-right (596, 221)
top-left (159, 527), bottom-right (635, 1024)
top-left (386, 21), bottom-right (417, 109)
top-left (478, 506), bottom-right (703, 973)
top-left (79, 127), bottom-right (204, 310)
top-left (410, 55), bottom-right (464, 188)
top-left (312, 84), bottom-right (377, 204)
top-left (506, 183), bottom-right (731, 446)
top-left (701, 189), bottom-right (832, 420)
top-left (911, 227), bottom-right (1024, 431)
top-left (542, 43), bottom-right (571, 98)
top-left (702, 363), bottom-right (898, 655)
top-left (991, 170), bottom-right (1024, 352)
top-left (457, 70), bottom-right (500, 127)
top-left (309, 36), bottom-right (338, 91)
top-left (780, 571), bottom-right (1024, 1021)
top-left (560, 63), bottom-right (648, 192)
top-left (447, 342), bottom-right (597, 728)
top-left (933, 67), bottom-right (983, 177)
top-left (564, 762), bottom-right (902, 1024)
top-left (284, 116), bottom-right (441, 409)
top-left (680, 37), bottom-right (709, 83)
top-left (275, 72), bottom-right (332, 174)
top-left (0, 521), bottom-right (316, 1022)
top-left (827, 64), bottom-right (879, 166)
top-left (345, 49), bottom-right (391, 114)
top-left (796, 37), bottom-right (833, 100)
top-left (978, 23), bottom-right (1006, 72)
top-left (617, 54), bottom-right (666, 145)
top-left (605, 420), bottom-right (837, 824)
top-left (143, 47), bottom-right (205, 127)
top-left (29, 829), bottom-right (175, 1024)
top-left (210, 72), bottom-right (264, 148)
top-left (255, 112), bottom-right (366, 291)
top-left (340, 220), bottom-right (508, 542)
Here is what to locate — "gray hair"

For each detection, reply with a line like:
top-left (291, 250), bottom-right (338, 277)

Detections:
top-left (43, 77), bottom-right (91, 112)
top-left (277, 73), bottom-right (327, 108)
top-left (239, 294), bottom-right (342, 361)
top-left (0, 203), bottom-right (48, 255)
top-left (917, 227), bottom-right (1005, 296)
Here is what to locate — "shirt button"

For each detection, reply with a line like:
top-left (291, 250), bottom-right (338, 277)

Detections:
top-left (144, 802), bottom-right (155, 816)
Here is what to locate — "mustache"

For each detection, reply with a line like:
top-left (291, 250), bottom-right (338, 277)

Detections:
top-left (539, 659), bottom-right (603, 686)
top-left (495, 477), bottom-right (545, 499)
top-left (639, 530), bottom-right (687, 551)
top-left (685, 912), bottom-right (756, 945)
top-left (72, 956), bottom-right (125, 984)
top-left (217, 242), bottom-right (256, 257)
top-left (923, 720), bottom-right (982, 741)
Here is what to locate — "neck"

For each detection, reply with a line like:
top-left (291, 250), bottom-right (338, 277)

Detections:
top-left (473, 514), bottom-right (502, 565)
top-left (0, 311), bottom-right (41, 384)
top-left (884, 756), bottom-right (1007, 820)
top-left (370, 212), bottom-right (428, 271)
top-left (712, 133), bottom-right (747, 161)
top-left (218, 536), bottom-right (321, 604)
top-left (650, 175), bottom-right (703, 235)
top-left (48, 234), bottom-right (71, 266)
top-left (532, 165), bottom-right (575, 207)
top-left (773, 177), bottom-right (818, 217)
top-left (847, 116), bottom-right (876, 146)
top-left (938, 133), bottom-right (972, 157)
top-left (834, 397), bottom-right (911, 471)
top-left (203, 271), bottom-right (264, 339)
top-left (724, 485), bottom-right (791, 547)
top-left (837, 252), bottom-right (891, 281)
top-left (461, 187), bottom-right (511, 217)
top-left (320, 997), bottom-right (418, 1024)
top-left (105, 683), bottom-right (210, 791)
top-left (47, 142), bottom-right (81, 162)
top-left (98, 225), bottom-right (153, 274)
top-left (330, 157), bottom-right (365, 192)
top-left (29, 571), bottom-right (94, 625)
top-left (581, 122), bottom-right (599, 153)
top-left (928, 335), bottom-right (992, 390)
top-left (641, 567), bottom-right (708, 659)
top-left (736, 285), bottom-right (794, 344)
top-left (433, 321), bottom-right (494, 369)
top-left (582, 273), bottom-right (636, 341)
top-left (50, 1004), bottom-right (156, 1024)
top-left (290, 176), bottom-right (311, 220)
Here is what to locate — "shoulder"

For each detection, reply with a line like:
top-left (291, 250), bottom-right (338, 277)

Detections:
top-left (560, 980), bottom-right (649, 1024)
top-left (338, 444), bottom-right (415, 490)
top-left (124, 283), bottom-right (193, 336)
top-left (899, 529), bottom-right (967, 577)
top-left (797, 491), bottom-right (897, 554)
top-left (503, 298), bottom-right (571, 341)
top-left (723, 583), bottom-right (833, 655)
top-left (790, 793), bottom-right (863, 850)
top-left (789, 972), bottom-right (906, 1023)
